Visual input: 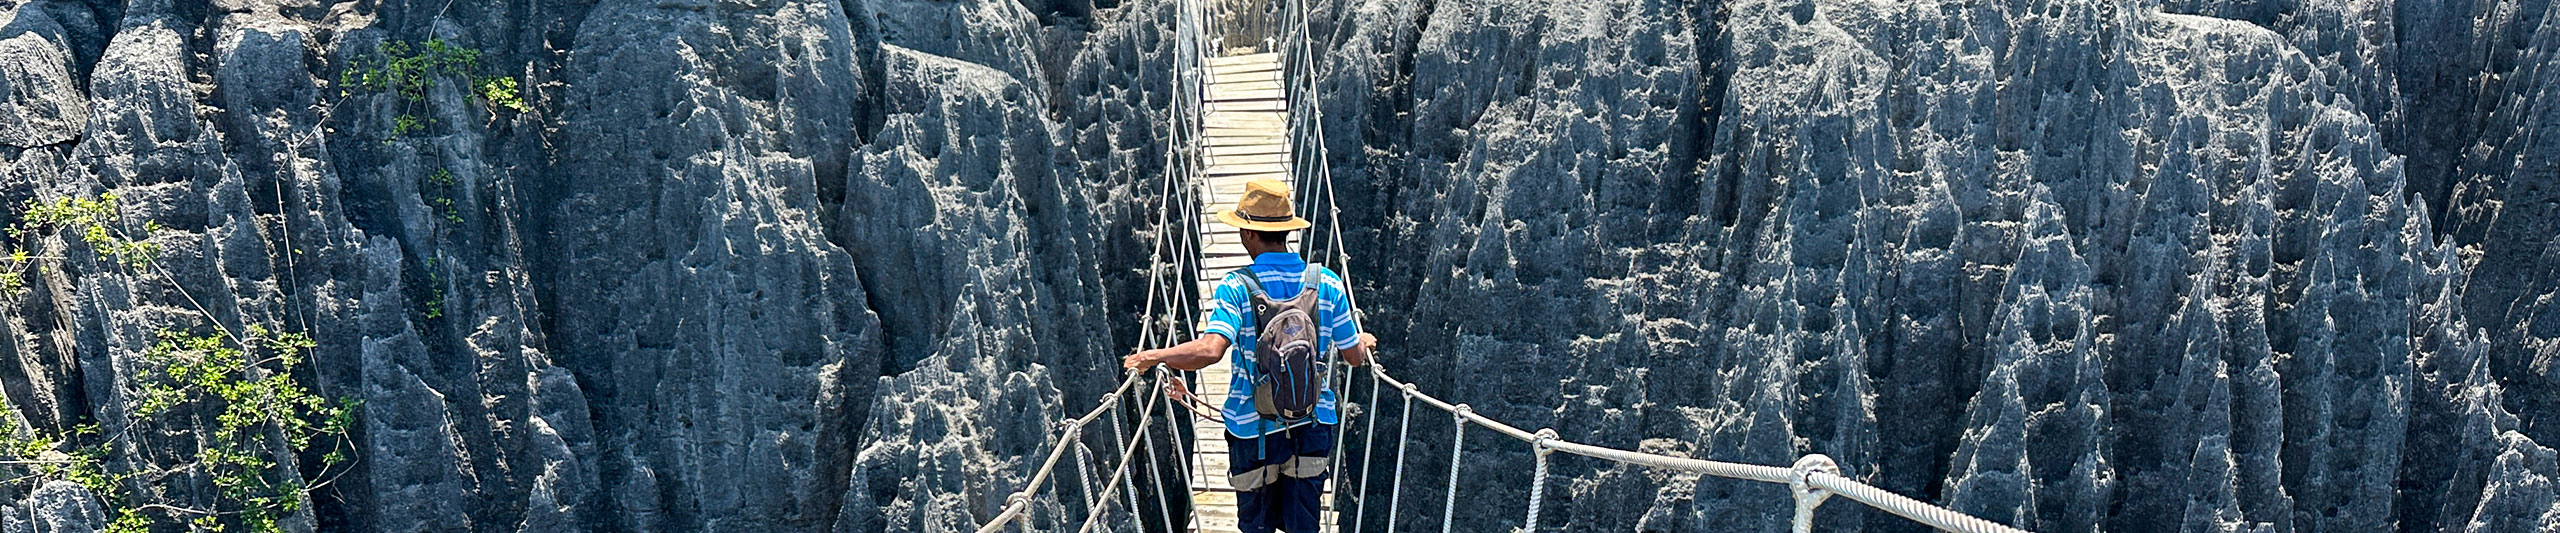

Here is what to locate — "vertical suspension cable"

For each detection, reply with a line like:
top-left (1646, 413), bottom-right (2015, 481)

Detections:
top-left (1155, 369), bottom-right (1198, 526)
top-left (1140, 383), bottom-right (1175, 532)
top-left (1328, 365), bottom-right (1351, 533)
top-left (1109, 401), bottom-right (1144, 532)
top-left (1079, 371), bottom-right (1172, 533)
top-left (1439, 405), bottom-right (1468, 533)
top-left (1136, 9), bottom-right (1182, 527)
top-left (1351, 365), bottom-right (1382, 533)
top-left (1385, 389), bottom-right (1413, 533)
top-left (1146, 240), bottom-right (1196, 533)
top-left (1075, 436), bottom-right (1101, 520)
top-left (1145, 192), bottom-right (1186, 533)
top-left (1525, 429), bottom-right (1555, 532)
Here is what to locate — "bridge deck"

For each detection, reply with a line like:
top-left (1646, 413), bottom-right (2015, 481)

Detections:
top-left (1187, 50), bottom-right (1333, 533)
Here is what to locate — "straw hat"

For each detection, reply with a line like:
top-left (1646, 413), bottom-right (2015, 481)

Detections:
top-left (1217, 178), bottom-right (1312, 232)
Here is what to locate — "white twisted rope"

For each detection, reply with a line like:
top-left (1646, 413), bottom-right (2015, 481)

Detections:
top-left (1079, 371), bottom-right (1170, 533)
top-left (1139, 388), bottom-right (1173, 532)
top-left (1439, 405), bottom-right (1467, 533)
top-left (1108, 400), bottom-right (1143, 533)
top-left (1385, 389), bottom-right (1413, 533)
top-left (1351, 365), bottom-right (1383, 533)
top-left (1789, 454), bottom-right (1839, 533)
top-left (974, 374), bottom-right (1144, 533)
top-left (1811, 471), bottom-right (2029, 533)
top-left (1525, 429), bottom-right (1554, 532)
top-left (1074, 435), bottom-right (1099, 518)
top-left (1156, 376), bottom-right (1201, 528)
top-left (1123, 0), bottom-right (2035, 532)
top-left (1360, 367), bottom-right (2032, 533)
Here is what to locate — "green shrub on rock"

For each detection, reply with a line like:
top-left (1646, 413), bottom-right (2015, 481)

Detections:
top-left (0, 193), bottom-right (360, 533)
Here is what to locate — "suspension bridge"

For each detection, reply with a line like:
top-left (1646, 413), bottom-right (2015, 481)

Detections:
top-left (973, 0), bottom-right (2038, 531)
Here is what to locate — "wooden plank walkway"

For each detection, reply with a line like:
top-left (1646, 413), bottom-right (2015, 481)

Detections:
top-left (1186, 50), bottom-right (1333, 533)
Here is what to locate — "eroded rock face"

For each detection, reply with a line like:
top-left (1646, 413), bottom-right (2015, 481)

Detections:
top-left (0, 4), bottom-right (87, 149)
top-left (2, 482), bottom-right (106, 533)
top-left (1314, 0), bottom-right (2560, 531)
top-left (0, 0), bottom-right (1166, 528)
top-left (0, 0), bottom-right (2555, 531)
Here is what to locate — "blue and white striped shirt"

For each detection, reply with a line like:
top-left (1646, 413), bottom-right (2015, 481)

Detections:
top-left (1202, 252), bottom-right (1363, 439)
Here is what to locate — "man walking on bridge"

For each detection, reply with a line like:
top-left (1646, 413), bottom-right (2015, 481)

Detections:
top-left (1125, 177), bottom-right (1377, 533)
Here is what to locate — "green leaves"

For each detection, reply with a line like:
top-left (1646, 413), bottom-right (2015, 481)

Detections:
top-left (0, 193), bottom-right (158, 294)
top-left (392, 114), bottom-right (426, 139)
top-left (347, 39), bottom-right (484, 102)
top-left (0, 194), bottom-right (357, 533)
top-left (424, 168), bottom-right (466, 226)
top-left (420, 258), bottom-right (449, 319)
top-left (475, 75), bottom-right (532, 113)
top-left (342, 38), bottom-right (533, 139)
top-left (118, 326), bottom-right (354, 532)
top-left (17, 193), bottom-right (158, 270)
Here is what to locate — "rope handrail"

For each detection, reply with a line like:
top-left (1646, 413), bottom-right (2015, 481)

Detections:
top-left (1362, 364), bottom-right (2032, 533)
top-left (986, 1), bottom-right (2034, 532)
top-left (1263, 3), bottom-right (2028, 531)
top-left (974, 370), bottom-right (1148, 533)
top-left (975, 0), bottom-right (1210, 527)
top-left (1076, 367), bottom-right (1175, 533)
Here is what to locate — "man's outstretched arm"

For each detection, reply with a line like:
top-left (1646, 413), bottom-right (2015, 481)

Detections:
top-left (1124, 334), bottom-right (1232, 372)
top-left (1340, 333), bottom-right (1378, 366)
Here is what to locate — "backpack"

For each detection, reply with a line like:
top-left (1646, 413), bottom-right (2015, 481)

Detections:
top-left (1239, 265), bottom-right (1327, 421)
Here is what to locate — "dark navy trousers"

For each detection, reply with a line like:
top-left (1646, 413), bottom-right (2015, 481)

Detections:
top-left (1226, 423), bottom-right (1334, 533)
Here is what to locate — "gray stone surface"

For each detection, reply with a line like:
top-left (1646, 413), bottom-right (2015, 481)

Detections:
top-left (1311, 0), bottom-right (2560, 531)
top-left (0, 0), bottom-right (1165, 528)
top-left (1, 482), bottom-right (106, 533)
top-left (0, 2), bottom-right (86, 149)
top-left (0, 0), bottom-right (2553, 531)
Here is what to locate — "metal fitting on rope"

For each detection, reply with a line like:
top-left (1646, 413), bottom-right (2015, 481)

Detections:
top-left (1787, 454), bottom-right (1840, 533)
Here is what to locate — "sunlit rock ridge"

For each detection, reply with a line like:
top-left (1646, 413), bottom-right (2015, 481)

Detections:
top-left (0, 0), bottom-right (2552, 530)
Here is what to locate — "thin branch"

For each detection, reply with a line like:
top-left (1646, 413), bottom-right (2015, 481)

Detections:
top-left (132, 503), bottom-right (210, 517)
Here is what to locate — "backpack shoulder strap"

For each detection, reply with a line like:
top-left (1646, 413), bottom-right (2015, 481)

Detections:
top-left (1297, 265), bottom-right (1324, 304)
top-left (1235, 267), bottom-right (1275, 327)
top-left (1234, 267), bottom-right (1267, 300)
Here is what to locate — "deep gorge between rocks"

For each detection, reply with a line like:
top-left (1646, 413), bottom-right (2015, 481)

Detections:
top-left (0, 0), bottom-right (2555, 530)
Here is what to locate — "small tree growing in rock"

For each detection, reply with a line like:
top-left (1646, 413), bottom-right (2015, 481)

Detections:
top-left (0, 193), bottom-right (359, 533)
top-left (339, 38), bottom-right (534, 141)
